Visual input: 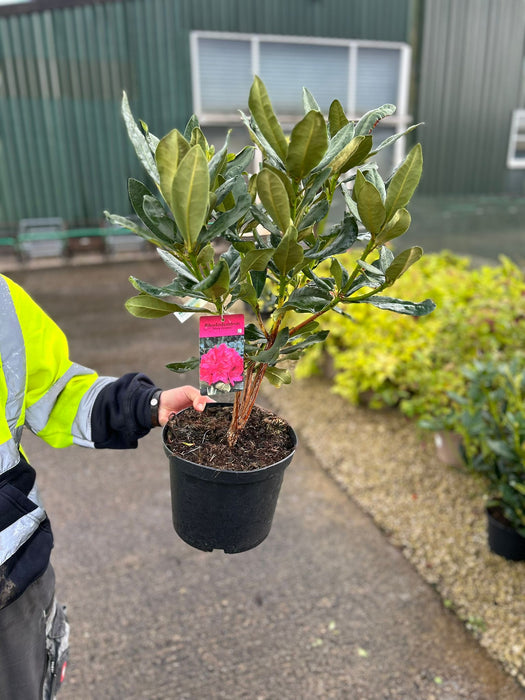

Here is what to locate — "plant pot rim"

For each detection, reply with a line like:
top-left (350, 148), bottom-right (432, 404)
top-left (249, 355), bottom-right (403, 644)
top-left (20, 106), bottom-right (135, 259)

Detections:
top-left (162, 402), bottom-right (297, 484)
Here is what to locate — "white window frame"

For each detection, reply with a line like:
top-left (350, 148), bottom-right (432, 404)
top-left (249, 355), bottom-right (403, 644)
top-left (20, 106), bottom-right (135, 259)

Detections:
top-left (190, 31), bottom-right (413, 164)
top-left (507, 109), bottom-right (525, 169)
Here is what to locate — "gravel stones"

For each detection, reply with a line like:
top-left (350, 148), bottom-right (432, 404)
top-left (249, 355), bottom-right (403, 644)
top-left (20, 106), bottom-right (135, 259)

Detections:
top-left (264, 376), bottom-right (525, 688)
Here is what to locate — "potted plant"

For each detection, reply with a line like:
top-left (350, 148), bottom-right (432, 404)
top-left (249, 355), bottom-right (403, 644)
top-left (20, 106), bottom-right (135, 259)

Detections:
top-left (449, 358), bottom-right (525, 560)
top-left (106, 76), bottom-right (435, 552)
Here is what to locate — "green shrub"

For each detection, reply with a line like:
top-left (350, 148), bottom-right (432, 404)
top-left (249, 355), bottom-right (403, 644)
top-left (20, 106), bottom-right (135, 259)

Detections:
top-left (449, 357), bottom-right (525, 534)
top-left (296, 251), bottom-right (525, 425)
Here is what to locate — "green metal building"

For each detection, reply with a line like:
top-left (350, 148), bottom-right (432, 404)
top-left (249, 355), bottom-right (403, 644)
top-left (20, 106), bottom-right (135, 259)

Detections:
top-left (0, 0), bottom-right (524, 229)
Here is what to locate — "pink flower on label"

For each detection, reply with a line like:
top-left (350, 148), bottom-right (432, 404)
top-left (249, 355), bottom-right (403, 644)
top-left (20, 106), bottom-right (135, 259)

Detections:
top-left (200, 343), bottom-right (244, 386)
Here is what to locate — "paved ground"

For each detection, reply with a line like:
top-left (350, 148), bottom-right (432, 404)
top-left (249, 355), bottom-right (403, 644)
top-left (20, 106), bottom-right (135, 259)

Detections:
top-left (7, 259), bottom-right (525, 700)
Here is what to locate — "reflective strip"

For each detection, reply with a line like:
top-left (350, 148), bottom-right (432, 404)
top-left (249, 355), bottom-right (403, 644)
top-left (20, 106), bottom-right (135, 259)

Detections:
top-left (0, 437), bottom-right (22, 475)
top-left (71, 376), bottom-right (116, 447)
top-left (24, 363), bottom-right (94, 435)
top-left (0, 506), bottom-right (46, 567)
top-left (0, 276), bottom-right (25, 436)
top-left (27, 481), bottom-right (43, 508)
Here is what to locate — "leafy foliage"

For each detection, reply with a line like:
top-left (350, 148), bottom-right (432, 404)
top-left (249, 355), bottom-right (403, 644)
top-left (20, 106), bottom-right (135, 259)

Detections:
top-left (107, 77), bottom-right (433, 443)
top-left (295, 252), bottom-right (525, 429)
top-left (449, 359), bottom-right (525, 534)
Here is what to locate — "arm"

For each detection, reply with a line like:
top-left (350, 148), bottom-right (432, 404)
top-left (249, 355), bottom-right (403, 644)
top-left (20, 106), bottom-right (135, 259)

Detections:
top-left (91, 374), bottom-right (209, 449)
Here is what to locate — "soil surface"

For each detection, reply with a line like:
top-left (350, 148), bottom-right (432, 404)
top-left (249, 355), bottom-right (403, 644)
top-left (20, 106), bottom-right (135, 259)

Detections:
top-left (164, 403), bottom-right (296, 471)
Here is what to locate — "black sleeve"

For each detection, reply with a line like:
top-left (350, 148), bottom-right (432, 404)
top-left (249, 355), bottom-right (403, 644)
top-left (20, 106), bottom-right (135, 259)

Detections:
top-left (91, 373), bottom-right (160, 449)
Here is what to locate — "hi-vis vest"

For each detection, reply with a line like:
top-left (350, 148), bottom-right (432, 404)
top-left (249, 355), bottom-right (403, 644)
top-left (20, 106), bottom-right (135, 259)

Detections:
top-left (0, 274), bottom-right (113, 569)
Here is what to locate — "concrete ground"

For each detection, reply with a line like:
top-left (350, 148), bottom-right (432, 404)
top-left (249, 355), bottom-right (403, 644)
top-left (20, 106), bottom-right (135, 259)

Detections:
top-left (7, 259), bottom-right (525, 700)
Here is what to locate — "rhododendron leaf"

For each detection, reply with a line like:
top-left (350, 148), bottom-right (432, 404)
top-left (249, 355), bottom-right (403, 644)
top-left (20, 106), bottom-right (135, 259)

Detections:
top-left (170, 145), bottom-right (210, 251)
top-left (156, 129), bottom-right (190, 209)
top-left (125, 295), bottom-right (204, 318)
top-left (264, 367), bottom-right (292, 387)
top-left (274, 226), bottom-right (304, 275)
top-left (376, 208), bottom-right (411, 245)
top-left (256, 168), bottom-right (292, 233)
top-left (128, 179), bottom-right (175, 245)
top-left (385, 246), bottom-right (423, 284)
top-left (328, 99), bottom-right (349, 136)
top-left (166, 357), bottom-right (200, 373)
top-left (354, 171), bottom-right (386, 235)
top-left (281, 330), bottom-right (330, 354)
top-left (355, 295), bottom-right (436, 316)
top-left (286, 110), bottom-right (328, 181)
top-left (384, 144), bottom-right (423, 222)
top-left (121, 92), bottom-right (159, 184)
top-left (354, 104), bottom-right (396, 136)
top-left (248, 76), bottom-right (288, 162)
top-left (277, 285), bottom-right (333, 315)
top-left (240, 249), bottom-right (275, 277)
top-left (194, 259), bottom-right (230, 300)
top-left (248, 328), bottom-right (289, 365)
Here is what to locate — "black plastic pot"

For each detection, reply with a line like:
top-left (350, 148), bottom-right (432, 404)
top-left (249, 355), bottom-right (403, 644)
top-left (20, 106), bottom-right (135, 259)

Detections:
top-left (163, 409), bottom-right (297, 553)
top-left (486, 508), bottom-right (525, 561)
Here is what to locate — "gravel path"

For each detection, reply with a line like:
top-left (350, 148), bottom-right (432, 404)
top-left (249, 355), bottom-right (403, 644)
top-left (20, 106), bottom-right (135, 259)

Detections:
top-left (264, 376), bottom-right (525, 689)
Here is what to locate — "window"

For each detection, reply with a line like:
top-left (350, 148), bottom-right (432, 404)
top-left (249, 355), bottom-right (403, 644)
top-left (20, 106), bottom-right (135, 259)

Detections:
top-left (507, 110), bottom-right (525, 168)
top-left (191, 32), bottom-right (412, 170)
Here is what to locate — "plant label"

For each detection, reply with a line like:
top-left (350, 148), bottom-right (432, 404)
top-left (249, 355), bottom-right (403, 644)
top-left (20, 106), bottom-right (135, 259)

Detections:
top-left (199, 315), bottom-right (245, 396)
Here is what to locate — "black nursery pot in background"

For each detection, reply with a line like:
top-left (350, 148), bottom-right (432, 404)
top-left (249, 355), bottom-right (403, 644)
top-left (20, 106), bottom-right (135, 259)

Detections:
top-left (486, 508), bottom-right (525, 561)
top-left (163, 422), bottom-right (297, 554)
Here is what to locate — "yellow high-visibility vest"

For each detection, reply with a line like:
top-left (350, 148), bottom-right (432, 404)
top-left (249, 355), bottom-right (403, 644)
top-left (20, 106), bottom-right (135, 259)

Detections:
top-left (0, 274), bottom-right (114, 566)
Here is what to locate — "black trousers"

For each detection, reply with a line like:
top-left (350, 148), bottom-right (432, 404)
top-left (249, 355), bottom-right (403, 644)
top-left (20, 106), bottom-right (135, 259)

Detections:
top-left (0, 565), bottom-right (67, 700)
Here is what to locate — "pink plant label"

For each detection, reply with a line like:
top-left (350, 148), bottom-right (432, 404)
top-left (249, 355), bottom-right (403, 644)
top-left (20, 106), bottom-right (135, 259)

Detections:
top-left (199, 315), bottom-right (245, 396)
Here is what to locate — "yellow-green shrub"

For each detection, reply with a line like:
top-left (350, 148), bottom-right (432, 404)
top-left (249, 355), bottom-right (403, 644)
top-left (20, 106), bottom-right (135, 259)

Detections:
top-left (296, 251), bottom-right (525, 426)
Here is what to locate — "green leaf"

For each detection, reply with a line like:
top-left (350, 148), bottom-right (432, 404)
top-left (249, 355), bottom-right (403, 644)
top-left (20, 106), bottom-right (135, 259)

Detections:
top-left (103, 211), bottom-right (155, 245)
top-left (328, 99), bottom-right (349, 136)
top-left (257, 168), bottom-right (292, 233)
top-left (156, 250), bottom-right (198, 283)
top-left (155, 129), bottom-right (190, 209)
top-left (305, 213), bottom-right (358, 260)
top-left (170, 145), bottom-right (210, 251)
top-left (121, 91), bottom-right (159, 183)
top-left (248, 328), bottom-right (290, 365)
top-left (127, 179), bottom-right (175, 245)
top-left (264, 366), bottom-right (292, 387)
top-left (286, 110), bottom-right (328, 180)
top-left (225, 146), bottom-right (256, 177)
top-left (330, 135), bottom-right (372, 175)
top-left (376, 208), bottom-right (411, 245)
top-left (239, 278), bottom-right (259, 309)
top-left (129, 275), bottom-right (197, 300)
top-left (166, 357), bottom-right (200, 373)
top-left (277, 285), bottom-right (333, 315)
top-left (240, 248), bottom-right (275, 277)
top-left (193, 258), bottom-right (230, 300)
top-left (297, 198), bottom-right (330, 231)
top-left (248, 76), bottom-right (288, 162)
top-left (125, 294), bottom-right (199, 318)
top-left (274, 226), bottom-right (305, 275)
top-left (354, 104), bottom-right (396, 136)
top-left (354, 171), bottom-right (386, 235)
top-left (384, 144), bottom-right (423, 221)
top-left (302, 87), bottom-right (321, 114)
top-left (370, 123), bottom-right (423, 155)
top-left (281, 330), bottom-right (330, 354)
top-left (385, 246), bottom-right (423, 284)
top-left (314, 121), bottom-right (356, 172)
top-left (355, 295), bottom-right (436, 317)
top-left (183, 114), bottom-right (200, 141)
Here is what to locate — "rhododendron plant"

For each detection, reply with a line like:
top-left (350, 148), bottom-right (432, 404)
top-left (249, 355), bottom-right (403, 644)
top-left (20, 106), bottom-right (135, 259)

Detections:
top-left (107, 77), bottom-right (435, 447)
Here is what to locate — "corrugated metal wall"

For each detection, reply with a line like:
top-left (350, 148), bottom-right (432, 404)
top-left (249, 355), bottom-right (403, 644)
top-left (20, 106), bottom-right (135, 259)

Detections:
top-left (0, 0), bottom-right (413, 227)
top-left (417, 0), bottom-right (525, 195)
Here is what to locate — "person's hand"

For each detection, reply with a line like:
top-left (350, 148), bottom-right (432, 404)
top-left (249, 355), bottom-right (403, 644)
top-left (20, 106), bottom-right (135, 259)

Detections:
top-left (158, 385), bottom-right (212, 427)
